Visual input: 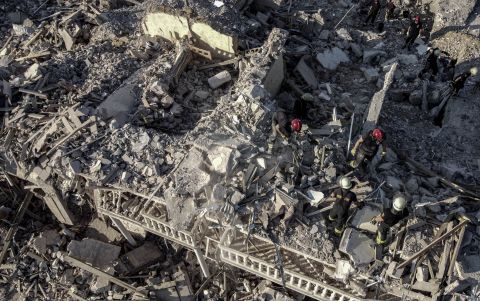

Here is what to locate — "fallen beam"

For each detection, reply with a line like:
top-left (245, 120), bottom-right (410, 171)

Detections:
top-left (59, 252), bottom-right (148, 298)
top-left (0, 192), bottom-right (33, 264)
top-left (397, 219), bottom-right (469, 270)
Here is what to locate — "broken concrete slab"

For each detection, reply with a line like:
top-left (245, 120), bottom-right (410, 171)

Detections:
top-left (67, 238), bottom-right (121, 269)
top-left (339, 228), bottom-right (375, 266)
top-left (115, 242), bottom-right (164, 275)
top-left (316, 47), bottom-right (350, 70)
top-left (350, 204), bottom-right (381, 233)
top-left (84, 218), bottom-right (122, 243)
top-left (96, 84), bottom-right (137, 126)
top-left (208, 70), bottom-right (232, 89)
top-left (295, 57), bottom-right (318, 88)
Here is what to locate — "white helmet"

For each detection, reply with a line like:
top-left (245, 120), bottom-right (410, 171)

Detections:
top-left (470, 67), bottom-right (478, 76)
top-left (392, 195), bottom-right (407, 211)
top-left (339, 176), bottom-right (352, 190)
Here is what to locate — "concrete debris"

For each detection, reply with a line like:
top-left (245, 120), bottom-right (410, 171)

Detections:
top-left (0, 0), bottom-right (479, 300)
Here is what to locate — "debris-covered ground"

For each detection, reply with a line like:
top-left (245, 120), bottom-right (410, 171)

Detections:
top-left (1, 0), bottom-right (480, 300)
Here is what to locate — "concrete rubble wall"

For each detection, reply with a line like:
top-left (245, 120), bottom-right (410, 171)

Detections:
top-left (142, 12), bottom-right (238, 58)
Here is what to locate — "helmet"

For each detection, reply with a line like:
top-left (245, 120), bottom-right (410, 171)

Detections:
top-left (392, 195), bottom-right (407, 211)
top-left (339, 176), bottom-right (353, 190)
top-left (470, 67), bottom-right (478, 76)
top-left (372, 128), bottom-right (384, 142)
top-left (291, 119), bottom-right (302, 133)
top-left (415, 16), bottom-right (421, 23)
top-left (434, 48), bottom-right (441, 56)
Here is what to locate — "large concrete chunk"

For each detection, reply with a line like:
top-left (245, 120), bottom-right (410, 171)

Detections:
top-left (67, 238), bottom-right (121, 269)
top-left (96, 84), bottom-right (137, 126)
top-left (115, 242), bottom-right (164, 275)
top-left (350, 205), bottom-right (381, 233)
top-left (316, 47), bottom-right (349, 70)
top-left (208, 70), bottom-right (232, 89)
top-left (339, 228), bottom-right (375, 266)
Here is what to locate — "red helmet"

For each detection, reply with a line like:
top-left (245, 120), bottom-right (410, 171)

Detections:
top-left (415, 16), bottom-right (421, 23)
top-left (372, 128), bottom-right (384, 141)
top-left (291, 119), bottom-right (302, 133)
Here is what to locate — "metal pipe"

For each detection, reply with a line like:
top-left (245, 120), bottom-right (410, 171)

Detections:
top-left (346, 113), bottom-right (355, 157)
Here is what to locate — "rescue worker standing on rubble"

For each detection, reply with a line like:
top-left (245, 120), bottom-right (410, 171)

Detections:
top-left (385, 0), bottom-right (396, 20)
top-left (403, 16), bottom-right (423, 50)
top-left (364, 0), bottom-right (381, 25)
top-left (328, 176), bottom-right (361, 236)
top-left (372, 194), bottom-right (409, 245)
top-left (451, 67), bottom-right (478, 95)
top-left (268, 109), bottom-right (302, 154)
top-left (418, 47), bottom-right (442, 79)
top-left (350, 128), bottom-right (387, 169)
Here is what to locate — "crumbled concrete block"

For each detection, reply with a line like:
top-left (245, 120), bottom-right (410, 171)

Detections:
top-left (416, 266), bottom-right (429, 282)
top-left (208, 70), bottom-right (232, 89)
top-left (24, 63), bottom-right (41, 80)
top-left (195, 90), bottom-right (210, 100)
top-left (96, 84), bottom-right (137, 126)
top-left (362, 50), bottom-right (386, 64)
top-left (295, 58), bottom-right (318, 88)
top-left (67, 238), bottom-right (121, 269)
top-left (68, 160), bottom-right (82, 174)
top-left (397, 54), bottom-right (418, 65)
top-left (161, 95), bottom-right (174, 109)
top-left (319, 30), bottom-right (330, 40)
top-left (85, 218), bottom-right (122, 243)
top-left (350, 43), bottom-right (363, 57)
top-left (316, 47), bottom-right (350, 70)
top-left (212, 183), bottom-right (227, 203)
top-left (350, 205), bottom-right (381, 233)
top-left (150, 81), bottom-right (169, 97)
top-left (307, 190), bottom-right (324, 206)
top-left (115, 242), bottom-right (164, 275)
top-left (405, 177), bottom-right (419, 193)
top-left (362, 68), bottom-right (380, 83)
top-left (334, 259), bottom-right (353, 282)
top-left (339, 228), bottom-right (375, 266)
top-left (230, 190), bottom-right (244, 205)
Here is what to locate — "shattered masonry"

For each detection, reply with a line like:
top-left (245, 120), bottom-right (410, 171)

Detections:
top-left (1, 0), bottom-right (480, 300)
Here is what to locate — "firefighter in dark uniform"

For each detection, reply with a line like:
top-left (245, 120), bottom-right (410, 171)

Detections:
top-left (350, 128), bottom-right (387, 169)
top-left (328, 176), bottom-right (360, 236)
top-left (372, 194), bottom-right (408, 245)
top-left (451, 67), bottom-right (478, 95)
top-left (364, 0), bottom-right (381, 25)
top-left (418, 48), bottom-right (442, 79)
top-left (403, 16), bottom-right (423, 50)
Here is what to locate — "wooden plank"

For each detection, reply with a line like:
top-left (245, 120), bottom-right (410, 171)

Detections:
top-left (18, 88), bottom-right (48, 99)
top-left (397, 219), bottom-right (469, 270)
top-left (436, 222), bottom-right (453, 279)
top-left (0, 192), bottom-right (33, 264)
top-left (61, 116), bottom-right (74, 133)
top-left (447, 224), bottom-right (467, 280)
top-left (67, 108), bottom-right (82, 128)
top-left (60, 253), bottom-right (148, 298)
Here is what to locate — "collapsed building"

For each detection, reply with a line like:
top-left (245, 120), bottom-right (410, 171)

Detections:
top-left (0, 0), bottom-right (480, 300)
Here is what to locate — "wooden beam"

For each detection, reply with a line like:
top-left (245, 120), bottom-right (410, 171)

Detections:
top-left (397, 219), bottom-right (469, 270)
top-left (59, 253), bottom-right (148, 298)
top-left (447, 223), bottom-right (467, 280)
top-left (0, 192), bottom-right (33, 264)
top-left (436, 222), bottom-right (453, 279)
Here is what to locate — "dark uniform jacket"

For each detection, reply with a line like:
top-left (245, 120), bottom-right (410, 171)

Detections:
top-left (407, 20), bottom-right (422, 37)
top-left (359, 131), bottom-right (387, 157)
top-left (332, 188), bottom-right (357, 213)
top-left (272, 110), bottom-right (291, 138)
top-left (382, 207), bottom-right (408, 227)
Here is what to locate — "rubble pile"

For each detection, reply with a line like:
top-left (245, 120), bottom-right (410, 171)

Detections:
top-left (1, 0), bottom-right (480, 300)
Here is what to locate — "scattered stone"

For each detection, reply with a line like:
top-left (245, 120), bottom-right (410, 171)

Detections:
top-left (208, 70), bottom-right (232, 89)
top-left (316, 47), bottom-right (350, 70)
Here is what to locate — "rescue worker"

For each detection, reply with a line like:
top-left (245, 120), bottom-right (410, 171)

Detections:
top-left (403, 15), bottom-right (423, 50)
top-left (418, 47), bottom-right (441, 79)
top-left (446, 58), bottom-right (457, 81)
top-left (268, 110), bottom-right (302, 153)
top-left (385, 0), bottom-right (396, 20)
top-left (451, 67), bottom-right (478, 95)
top-left (372, 194), bottom-right (408, 245)
top-left (350, 128), bottom-right (387, 169)
top-left (364, 0), bottom-right (381, 25)
top-left (328, 176), bottom-right (361, 236)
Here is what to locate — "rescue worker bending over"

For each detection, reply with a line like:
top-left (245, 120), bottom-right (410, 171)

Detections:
top-left (328, 176), bottom-right (361, 236)
top-left (451, 67), bottom-right (478, 95)
top-left (372, 194), bottom-right (408, 245)
top-left (268, 110), bottom-right (302, 153)
top-left (350, 128), bottom-right (387, 169)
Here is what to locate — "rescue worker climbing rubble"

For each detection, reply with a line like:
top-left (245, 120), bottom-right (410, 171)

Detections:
top-left (451, 67), bottom-right (478, 95)
top-left (418, 47), bottom-right (444, 80)
top-left (372, 194), bottom-right (409, 245)
top-left (268, 109), bottom-right (302, 154)
top-left (328, 176), bottom-right (361, 236)
top-left (364, 0), bottom-right (381, 25)
top-left (403, 15), bottom-right (423, 50)
top-left (350, 128), bottom-right (387, 169)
